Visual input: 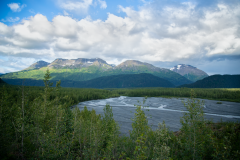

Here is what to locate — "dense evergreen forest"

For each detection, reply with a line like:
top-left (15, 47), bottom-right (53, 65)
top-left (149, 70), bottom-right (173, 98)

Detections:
top-left (2, 73), bottom-right (175, 88)
top-left (0, 70), bottom-right (239, 159)
top-left (0, 78), bottom-right (5, 84)
top-left (180, 75), bottom-right (240, 88)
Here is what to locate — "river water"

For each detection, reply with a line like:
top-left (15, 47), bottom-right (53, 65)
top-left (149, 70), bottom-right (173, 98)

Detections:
top-left (74, 96), bottom-right (240, 136)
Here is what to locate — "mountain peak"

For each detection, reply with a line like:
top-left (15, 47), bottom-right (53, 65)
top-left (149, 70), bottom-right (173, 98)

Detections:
top-left (170, 64), bottom-right (208, 82)
top-left (24, 60), bottom-right (49, 70)
top-left (170, 64), bottom-right (196, 71)
top-left (117, 60), bottom-right (155, 68)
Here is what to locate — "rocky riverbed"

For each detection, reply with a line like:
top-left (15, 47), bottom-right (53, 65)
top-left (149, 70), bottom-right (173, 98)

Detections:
top-left (75, 96), bottom-right (240, 136)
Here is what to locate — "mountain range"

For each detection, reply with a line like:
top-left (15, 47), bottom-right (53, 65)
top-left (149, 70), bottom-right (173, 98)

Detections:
top-left (2, 58), bottom-right (239, 88)
top-left (170, 64), bottom-right (208, 82)
top-left (1, 58), bottom-right (213, 87)
top-left (1, 58), bottom-right (197, 86)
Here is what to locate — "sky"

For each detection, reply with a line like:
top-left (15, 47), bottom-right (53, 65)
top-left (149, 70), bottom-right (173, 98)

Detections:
top-left (0, 0), bottom-right (240, 75)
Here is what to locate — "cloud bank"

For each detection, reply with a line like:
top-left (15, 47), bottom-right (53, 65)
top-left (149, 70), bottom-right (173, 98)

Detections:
top-left (0, 0), bottom-right (240, 72)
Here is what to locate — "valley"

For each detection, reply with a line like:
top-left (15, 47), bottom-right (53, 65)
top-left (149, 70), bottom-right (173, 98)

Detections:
top-left (1, 61), bottom-right (240, 159)
top-left (1, 0), bottom-right (240, 158)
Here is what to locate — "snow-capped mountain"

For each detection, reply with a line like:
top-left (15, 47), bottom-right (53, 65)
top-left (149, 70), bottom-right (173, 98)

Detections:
top-left (170, 64), bottom-right (208, 82)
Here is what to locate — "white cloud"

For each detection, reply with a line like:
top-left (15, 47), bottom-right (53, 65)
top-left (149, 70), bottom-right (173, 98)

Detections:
top-left (7, 3), bottom-right (26, 12)
top-left (58, 0), bottom-right (93, 14)
top-left (98, 0), bottom-right (107, 9)
top-left (0, 57), bottom-right (38, 73)
top-left (1, 17), bottom-right (20, 23)
top-left (0, 1), bottom-right (240, 72)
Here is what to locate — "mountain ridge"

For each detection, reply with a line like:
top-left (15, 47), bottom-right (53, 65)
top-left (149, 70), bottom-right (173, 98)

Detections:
top-left (48, 58), bottom-right (111, 69)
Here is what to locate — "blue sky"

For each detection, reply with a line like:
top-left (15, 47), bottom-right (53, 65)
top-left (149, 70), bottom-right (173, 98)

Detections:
top-left (0, 0), bottom-right (148, 24)
top-left (0, 0), bottom-right (240, 75)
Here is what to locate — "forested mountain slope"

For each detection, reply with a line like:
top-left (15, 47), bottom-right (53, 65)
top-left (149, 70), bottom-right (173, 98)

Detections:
top-left (179, 75), bottom-right (240, 88)
top-left (2, 73), bottom-right (175, 88)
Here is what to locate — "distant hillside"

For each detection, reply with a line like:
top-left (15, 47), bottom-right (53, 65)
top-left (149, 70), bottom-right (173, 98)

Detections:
top-left (81, 73), bottom-right (175, 88)
top-left (1, 58), bottom-right (192, 86)
top-left (2, 73), bottom-right (175, 88)
top-left (170, 64), bottom-right (208, 82)
top-left (179, 75), bottom-right (240, 88)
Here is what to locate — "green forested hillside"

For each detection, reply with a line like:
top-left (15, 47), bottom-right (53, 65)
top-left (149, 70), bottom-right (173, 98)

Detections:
top-left (180, 75), bottom-right (240, 88)
top-left (3, 73), bottom-right (175, 88)
top-left (183, 73), bottom-right (208, 82)
top-left (1, 67), bottom-right (192, 86)
top-left (80, 73), bottom-right (175, 88)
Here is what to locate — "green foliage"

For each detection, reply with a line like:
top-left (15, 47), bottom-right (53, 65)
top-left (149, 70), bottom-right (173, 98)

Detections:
top-left (130, 102), bottom-right (150, 140)
top-left (153, 122), bottom-right (171, 160)
top-left (211, 121), bottom-right (240, 159)
top-left (178, 90), bottom-right (214, 159)
top-left (130, 100), bottom-right (150, 159)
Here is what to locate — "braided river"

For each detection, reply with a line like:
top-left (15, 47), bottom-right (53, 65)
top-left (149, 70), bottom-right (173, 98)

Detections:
top-left (74, 96), bottom-right (240, 136)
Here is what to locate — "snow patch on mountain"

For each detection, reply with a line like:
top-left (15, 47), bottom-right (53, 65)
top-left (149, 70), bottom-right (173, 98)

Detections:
top-left (177, 65), bottom-right (182, 70)
top-left (170, 64), bottom-right (208, 82)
